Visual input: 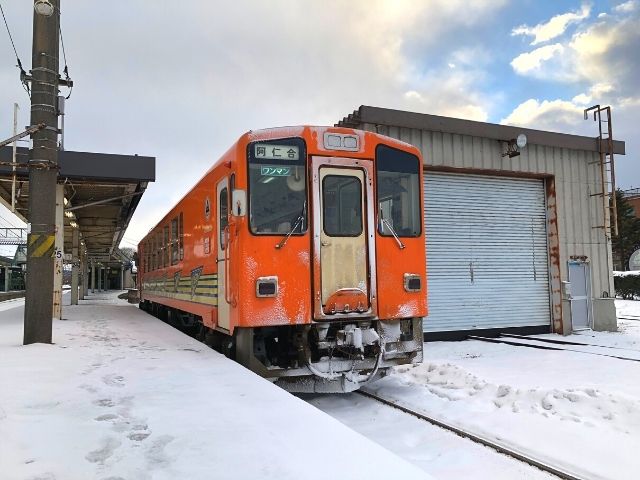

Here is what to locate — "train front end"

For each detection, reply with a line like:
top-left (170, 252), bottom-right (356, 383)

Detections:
top-left (231, 127), bottom-right (427, 393)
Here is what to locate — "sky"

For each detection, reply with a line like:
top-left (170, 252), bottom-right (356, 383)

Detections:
top-left (0, 0), bottom-right (639, 253)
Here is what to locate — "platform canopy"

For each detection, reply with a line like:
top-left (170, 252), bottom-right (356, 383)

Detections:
top-left (0, 146), bottom-right (155, 265)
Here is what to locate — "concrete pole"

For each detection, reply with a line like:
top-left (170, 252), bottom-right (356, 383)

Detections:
top-left (91, 262), bottom-right (95, 293)
top-left (71, 228), bottom-right (79, 305)
top-left (120, 266), bottom-right (124, 290)
top-left (80, 251), bottom-right (87, 299)
top-left (97, 266), bottom-right (102, 292)
top-left (24, 0), bottom-right (61, 345)
top-left (52, 184), bottom-right (64, 319)
top-left (4, 267), bottom-right (9, 292)
top-left (104, 267), bottom-right (109, 291)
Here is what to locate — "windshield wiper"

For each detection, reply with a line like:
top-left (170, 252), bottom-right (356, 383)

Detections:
top-left (379, 207), bottom-right (405, 250)
top-left (276, 201), bottom-right (306, 250)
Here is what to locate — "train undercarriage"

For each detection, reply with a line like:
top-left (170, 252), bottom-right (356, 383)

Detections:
top-left (140, 301), bottom-right (423, 393)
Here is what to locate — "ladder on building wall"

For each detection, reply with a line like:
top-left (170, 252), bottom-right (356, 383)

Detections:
top-left (585, 105), bottom-right (618, 237)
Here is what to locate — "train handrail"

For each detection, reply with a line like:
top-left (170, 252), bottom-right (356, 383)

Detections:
top-left (224, 225), bottom-right (231, 305)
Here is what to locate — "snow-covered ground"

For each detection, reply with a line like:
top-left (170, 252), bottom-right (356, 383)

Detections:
top-left (311, 300), bottom-right (640, 480)
top-left (0, 292), bottom-right (431, 480)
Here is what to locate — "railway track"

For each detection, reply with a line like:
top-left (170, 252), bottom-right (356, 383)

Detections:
top-left (357, 389), bottom-right (588, 480)
top-left (468, 335), bottom-right (640, 362)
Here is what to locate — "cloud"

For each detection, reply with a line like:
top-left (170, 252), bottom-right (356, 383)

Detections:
top-left (510, 4), bottom-right (640, 89)
top-left (512, 4), bottom-right (591, 45)
top-left (2, 1), bottom-right (512, 242)
top-left (510, 44), bottom-right (564, 75)
top-left (500, 98), bottom-right (586, 132)
top-left (614, 1), bottom-right (637, 13)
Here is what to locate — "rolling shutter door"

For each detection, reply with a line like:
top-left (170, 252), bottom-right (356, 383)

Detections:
top-left (424, 173), bottom-right (550, 332)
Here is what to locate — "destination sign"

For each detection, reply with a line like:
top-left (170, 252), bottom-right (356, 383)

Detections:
top-left (254, 143), bottom-right (299, 161)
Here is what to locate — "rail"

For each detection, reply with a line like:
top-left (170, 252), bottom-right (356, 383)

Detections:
top-left (357, 389), bottom-right (587, 480)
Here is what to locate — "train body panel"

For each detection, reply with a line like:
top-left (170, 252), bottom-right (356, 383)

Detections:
top-left (139, 126), bottom-right (427, 392)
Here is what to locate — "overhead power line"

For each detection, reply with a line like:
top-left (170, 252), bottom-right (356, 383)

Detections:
top-left (0, 2), bottom-right (30, 97)
top-left (59, 22), bottom-right (72, 99)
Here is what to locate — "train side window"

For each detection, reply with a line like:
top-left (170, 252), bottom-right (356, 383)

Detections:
top-left (220, 187), bottom-right (228, 250)
top-left (179, 212), bottom-right (184, 260)
top-left (156, 233), bottom-right (162, 270)
top-left (163, 226), bottom-right (169, 268)
top-left (171, 217), bottom-right (179, 264)
top-left (151, 236), bottom-right (156, 271)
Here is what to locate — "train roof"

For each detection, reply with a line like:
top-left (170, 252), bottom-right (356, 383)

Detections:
top-left (140, 125), bottom-right (421, 243)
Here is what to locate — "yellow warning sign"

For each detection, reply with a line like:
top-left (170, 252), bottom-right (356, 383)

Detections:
top-left (27, 234), bottom-right (56, 258)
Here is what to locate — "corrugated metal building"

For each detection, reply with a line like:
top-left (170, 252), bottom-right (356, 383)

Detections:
top-left (337, 106), bottom-right (626, 337)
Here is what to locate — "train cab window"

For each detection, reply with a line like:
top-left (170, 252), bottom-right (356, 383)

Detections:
top-left (247, 138), bottom-right (307, 235)
top-left (219, 187), bottom-right (228, 250)
top-left (322, 175), bottom-right (363, 237)
top-left (171, 217), bottom-right (179, 264)
top-left (375, 145), bottom-right (421, 237)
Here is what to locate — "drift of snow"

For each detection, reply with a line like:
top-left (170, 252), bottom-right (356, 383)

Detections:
top-left (0, 292), bottom-right (432, 480)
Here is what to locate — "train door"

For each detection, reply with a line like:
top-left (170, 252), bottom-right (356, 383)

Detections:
top-left (216, 178), bottom-right (230, 330)
top-left (311, 157), bottom-right (377, 319)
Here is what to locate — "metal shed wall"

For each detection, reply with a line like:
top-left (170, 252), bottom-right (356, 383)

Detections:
top-left (359, 122), bottom-right (616, 334)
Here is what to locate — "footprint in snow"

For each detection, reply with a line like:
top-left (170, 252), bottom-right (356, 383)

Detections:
top-left (85, 437), bottom-right (121, 464)
top-left (102, 374), bottom-right (126, 388)
top-left (95, 413), bottom-right (119, 422)
top-left (145, 435), bottom-right (175, 468)
top-left (93, 398), bottom-right (116, 408)
top-left (128, 432), bottom-right (151, 442)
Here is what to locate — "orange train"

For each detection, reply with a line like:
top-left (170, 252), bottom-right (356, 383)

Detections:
top-left (138, 126), bottom-right (427, 392)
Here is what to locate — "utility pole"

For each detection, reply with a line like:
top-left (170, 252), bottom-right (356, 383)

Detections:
top-left (23, 0), bottom-right (60, 344)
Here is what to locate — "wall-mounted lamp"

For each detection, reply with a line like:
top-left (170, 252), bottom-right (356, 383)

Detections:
top-left (502, 133), bottom-right (528, 158)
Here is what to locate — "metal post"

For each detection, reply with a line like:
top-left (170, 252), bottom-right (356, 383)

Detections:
top-left (71, 227), bottom-right (78, 305)
top-left (104, 267), bottom-right (108, 291)
top-left (91, 262), bottom-right (95, 293)
top-left (24, 0), bottom-right (61, 344)
top-left (120, 266), bottom-right (124, 290)
top-left (80, 250), bottom-right (86, 299)
top-left (52, 184), bottom-right (63, 319)
top-left (97, 266), bottom-right (102, 292)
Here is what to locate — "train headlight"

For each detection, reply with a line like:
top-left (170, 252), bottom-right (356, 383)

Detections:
top-left (403, 273), bottom-right (421, 292)
top-left (256, 276), bottom-right (278, 297)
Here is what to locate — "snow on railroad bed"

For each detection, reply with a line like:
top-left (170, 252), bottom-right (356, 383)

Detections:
top-left (0, 292), bottom-right (431, 480)
top-left (304, 393), bottom-right (556, 480)
top-left (365, 300), bottom-right (640, 480)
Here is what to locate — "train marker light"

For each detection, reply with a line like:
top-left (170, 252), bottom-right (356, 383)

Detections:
top-left (323, 132), bottom-right (359, 152)
top-left (256, 276), bottom-right (278, 297)
top-left (404, 273), bottom-right (421, 292)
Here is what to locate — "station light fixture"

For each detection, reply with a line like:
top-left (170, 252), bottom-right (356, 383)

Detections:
top-left (34, 0), bottom-right (55, 17)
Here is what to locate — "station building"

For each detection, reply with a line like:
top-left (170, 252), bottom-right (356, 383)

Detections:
top-left (337, 106), bottom-right (626, 337)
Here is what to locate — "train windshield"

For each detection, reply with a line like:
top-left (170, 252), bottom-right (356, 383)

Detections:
top-left (376, 144), bottom-right (421, 237)
top-left (248, 138), bottom-right (307, 235)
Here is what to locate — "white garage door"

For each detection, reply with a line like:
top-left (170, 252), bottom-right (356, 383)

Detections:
top-left (424, 173), bottom-right (551, 332)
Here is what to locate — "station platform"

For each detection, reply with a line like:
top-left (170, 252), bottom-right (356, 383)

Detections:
top-left (0, 291), bottom-right (431, 480)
